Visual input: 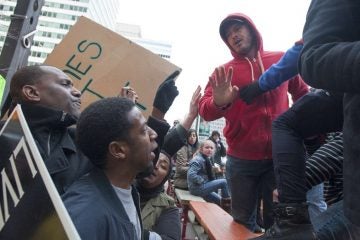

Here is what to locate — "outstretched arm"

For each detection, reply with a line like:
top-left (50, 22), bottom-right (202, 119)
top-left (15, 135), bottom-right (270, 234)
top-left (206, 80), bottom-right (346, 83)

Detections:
top-left (239, 43), bottom-right (303, 104)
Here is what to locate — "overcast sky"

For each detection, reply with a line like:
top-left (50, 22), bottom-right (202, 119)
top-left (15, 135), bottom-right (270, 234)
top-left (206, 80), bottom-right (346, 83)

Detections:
top-left (117, 0), bottom-right (312, 123)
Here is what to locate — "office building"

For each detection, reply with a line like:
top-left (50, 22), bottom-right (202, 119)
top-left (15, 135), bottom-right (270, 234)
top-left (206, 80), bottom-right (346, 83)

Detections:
top-left (115, 22), bottom-right (172, 60)
top-left (0, 0), bottom-right (120, 64)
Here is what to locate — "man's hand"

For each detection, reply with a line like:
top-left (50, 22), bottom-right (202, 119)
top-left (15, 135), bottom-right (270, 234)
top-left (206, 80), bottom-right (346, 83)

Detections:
top-left (210, 66), bottom-right (239, 107)
top-left (181, 85), bottom-right (202, 130)
top-left (189, 85), bottom-right (202, 119)
top-left (239, 80), bottom-right (264, 104)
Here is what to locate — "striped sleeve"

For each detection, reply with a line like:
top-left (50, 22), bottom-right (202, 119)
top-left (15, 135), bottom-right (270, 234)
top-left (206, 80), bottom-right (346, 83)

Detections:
top-left (305, 132), bottom-right (343, 188)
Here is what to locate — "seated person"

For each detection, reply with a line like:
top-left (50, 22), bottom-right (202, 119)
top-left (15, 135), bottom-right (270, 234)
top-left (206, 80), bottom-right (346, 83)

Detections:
top-left (187, 139), bottom-right (231, 212)
top-left (138, 153), bottom-right (180, 240)
top-left (136, 86), bottom-right (201, 240)
top-left (173, 129), bottom-right (199, 189)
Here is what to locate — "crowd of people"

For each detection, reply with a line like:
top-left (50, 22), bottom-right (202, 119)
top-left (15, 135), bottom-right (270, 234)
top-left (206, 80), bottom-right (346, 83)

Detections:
top-left (1, 1), bottom-right (360, 239)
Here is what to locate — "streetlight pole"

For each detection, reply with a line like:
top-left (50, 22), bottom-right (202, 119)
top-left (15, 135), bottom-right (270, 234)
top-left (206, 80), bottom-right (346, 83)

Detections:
top-left (0, 0), bottom-right (44, 117)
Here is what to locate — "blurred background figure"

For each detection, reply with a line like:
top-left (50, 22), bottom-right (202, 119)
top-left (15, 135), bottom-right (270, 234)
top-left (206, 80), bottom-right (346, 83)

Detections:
top-left (208, 130), bottom-right (227, 179)
top-left (173, 129), bottom-right (199, 190)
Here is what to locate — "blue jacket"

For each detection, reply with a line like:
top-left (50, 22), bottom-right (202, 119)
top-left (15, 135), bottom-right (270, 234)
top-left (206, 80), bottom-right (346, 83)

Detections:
top-left (187, 154), bottom-right (211, 191)
top-left (259, 42), bottom-right (303, 91)
top-left (62, 168), bottom-right (146, 240)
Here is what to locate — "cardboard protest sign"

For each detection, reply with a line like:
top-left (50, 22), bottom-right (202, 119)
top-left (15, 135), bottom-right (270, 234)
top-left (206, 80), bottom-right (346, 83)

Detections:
top-left (0, 106), bottom-right (80, 240)
top-left (44, 16), bottom-right (181, 117)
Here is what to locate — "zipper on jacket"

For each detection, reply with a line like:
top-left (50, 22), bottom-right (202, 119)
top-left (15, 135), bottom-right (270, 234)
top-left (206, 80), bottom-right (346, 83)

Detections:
top-left (262, 92), bottom-right (270, 157)
top-left (255, 52), bottom-right (271, 158)
top-left (61, 111), bottom-right (66, 122)
top-left (47, 132), bottom-right (51, 156)
top-left (247, 53), bottom-right (271, 158)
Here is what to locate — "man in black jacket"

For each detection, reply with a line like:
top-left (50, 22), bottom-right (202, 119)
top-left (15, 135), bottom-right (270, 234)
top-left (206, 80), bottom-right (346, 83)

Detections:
top-left (7, 65), bottom-right (92, 194)
top-left (300, 0), bottom-right (360, 238)
top-left (62, 97), bottom-right (160, 239)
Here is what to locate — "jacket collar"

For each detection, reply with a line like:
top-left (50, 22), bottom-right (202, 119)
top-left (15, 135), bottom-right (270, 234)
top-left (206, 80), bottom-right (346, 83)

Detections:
top-left (89, 168), bottom-right (143, 228)
top-left (21, 103), bottom-right (77, 130)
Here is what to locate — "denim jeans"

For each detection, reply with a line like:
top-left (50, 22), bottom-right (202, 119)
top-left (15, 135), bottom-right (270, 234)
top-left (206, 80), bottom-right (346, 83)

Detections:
top-left (307, 183), bottom-right (327, 223)
top-left (225, 157), bottom-right (275, 231)
top-left (189, 179), bottom-right (229, 205)
top-left (272, 90), bottom-right (343, 203)
top-left (313, 200), bottom-right (360, 239)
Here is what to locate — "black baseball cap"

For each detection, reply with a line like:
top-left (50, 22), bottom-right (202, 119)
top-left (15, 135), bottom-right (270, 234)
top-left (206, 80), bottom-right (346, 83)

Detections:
top-left (219, 18), bottom-right (244, 39)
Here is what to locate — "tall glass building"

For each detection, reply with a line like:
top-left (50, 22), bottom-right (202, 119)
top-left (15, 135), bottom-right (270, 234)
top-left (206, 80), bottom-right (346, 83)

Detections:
top-left (115, 22), bottom-right (172, 60)
top-left (0, 0), bottom-right (172, 65)
top-left (0, 0), bottom-right (120, 65)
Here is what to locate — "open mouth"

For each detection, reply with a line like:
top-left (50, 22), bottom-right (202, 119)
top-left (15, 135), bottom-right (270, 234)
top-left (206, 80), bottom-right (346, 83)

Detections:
top-left (150, 151), bottom-right (156, 161)
top-left (234, 39), bottom-right (242, 46)
top-left (73, 100), bottom-right (81, 108)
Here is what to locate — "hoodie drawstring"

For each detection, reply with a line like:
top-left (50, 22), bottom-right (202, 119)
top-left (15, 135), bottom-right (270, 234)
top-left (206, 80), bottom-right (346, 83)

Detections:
top-left (245, 57), bottom-right (255, 81)
top-left (245, 51), bottom-right (265, 82)
top-left (257, 51), bottom-right (265, 74)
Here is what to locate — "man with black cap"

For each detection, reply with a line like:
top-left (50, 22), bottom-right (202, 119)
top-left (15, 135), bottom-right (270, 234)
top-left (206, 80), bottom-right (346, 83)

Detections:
top-left (198, 13), bottom-right (309, 233)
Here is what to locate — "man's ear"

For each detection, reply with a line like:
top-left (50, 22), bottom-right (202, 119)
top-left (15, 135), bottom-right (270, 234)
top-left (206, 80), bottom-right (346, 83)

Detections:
top-left (108, 141), bottom-right (128, 160)
top-left (22, 85), bottom-right (40, 102)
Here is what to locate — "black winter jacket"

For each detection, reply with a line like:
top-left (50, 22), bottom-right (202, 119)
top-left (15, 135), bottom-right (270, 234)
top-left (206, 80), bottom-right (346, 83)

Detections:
top-left (21, 103), bottom-right (93, 194)
top-left (300, 0), bottom-right (360, 225)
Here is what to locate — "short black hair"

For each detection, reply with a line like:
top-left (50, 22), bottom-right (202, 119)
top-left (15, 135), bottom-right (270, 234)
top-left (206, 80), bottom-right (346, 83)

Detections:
top-left (76, 97), bottom-right (135, 168)
top-left (10, 65), bottom-right (46, 102)
top-left (211, 130), bottom-right (220, 138)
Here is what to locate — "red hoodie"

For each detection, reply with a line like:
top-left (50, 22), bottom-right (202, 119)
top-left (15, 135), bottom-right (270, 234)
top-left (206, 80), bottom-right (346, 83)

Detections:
top-left (198, 13), bottom-right (308, 160)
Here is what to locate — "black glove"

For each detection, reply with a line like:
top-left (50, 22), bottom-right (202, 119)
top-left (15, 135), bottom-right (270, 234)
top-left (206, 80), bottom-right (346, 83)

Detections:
top-left (239, 80), bottom-right (265, 104)
top-left (161, 124), bottom-right (187, 157)
top-left (153, 70), bottom-right (180, 114)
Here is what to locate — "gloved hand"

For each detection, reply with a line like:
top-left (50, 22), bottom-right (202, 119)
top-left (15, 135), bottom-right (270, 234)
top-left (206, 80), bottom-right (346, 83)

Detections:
top-left (239, 80), bottom-right (265, 104)
top-left (153, 70), bottom-right (180, 114)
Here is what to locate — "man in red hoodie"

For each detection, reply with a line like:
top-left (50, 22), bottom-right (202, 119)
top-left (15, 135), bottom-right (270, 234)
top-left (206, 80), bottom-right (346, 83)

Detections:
top-left (198, 13), bottom-right (308, 232)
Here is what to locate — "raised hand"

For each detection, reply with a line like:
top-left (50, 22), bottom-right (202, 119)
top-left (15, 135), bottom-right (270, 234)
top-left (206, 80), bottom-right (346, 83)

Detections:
top-left (189, 85), bottom-right (202, 118)
top-left (181, 85), bottom-right (202, 130)
top-left (153, 70), bottom-right (180, 114)
top-left (118, 86), bottom-right (138, 103)
top-left (210, 66), bottom-right (239, 107)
